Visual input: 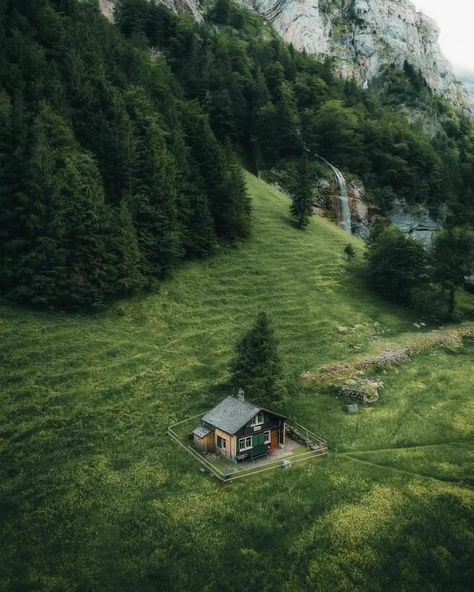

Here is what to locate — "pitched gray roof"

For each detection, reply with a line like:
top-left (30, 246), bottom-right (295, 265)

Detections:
top-left (192, 425), bottom-right (214, 438)
top-left (202, 396), bottom-right (261, 435)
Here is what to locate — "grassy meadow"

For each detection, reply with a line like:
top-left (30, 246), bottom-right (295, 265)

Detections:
top-left (0, 173), bottom-right (473, 591)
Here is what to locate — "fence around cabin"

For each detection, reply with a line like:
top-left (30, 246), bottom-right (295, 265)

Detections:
top-left (167, 413), bottom-right (328, 483)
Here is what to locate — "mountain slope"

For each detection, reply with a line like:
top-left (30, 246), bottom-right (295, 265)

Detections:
top-left (236, 0), bottom-right (468, 106)
top-left (100, 0), bottom-right (469, 107)
top-left (1, 173), bottom-right (473, 591)
top-left (0, 0), bottom-right (251, 308)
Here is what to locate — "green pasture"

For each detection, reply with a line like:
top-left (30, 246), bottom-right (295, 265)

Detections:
top-left (0, 173), bottom-right (472, 591)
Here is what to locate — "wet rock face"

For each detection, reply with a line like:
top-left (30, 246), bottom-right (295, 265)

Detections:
top-left (459, 75), bottom-right (474, 110)
top-left (237, 0), bottom-right (468, 107)
top-left (316, 175), bottom-right (371, 237)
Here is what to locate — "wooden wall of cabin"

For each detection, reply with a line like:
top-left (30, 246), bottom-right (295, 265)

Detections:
top-left (235, 414), bottom-right (284, 439)
top-left (194, 431), bottom-right (216, 452)
top-left (203, 432), bottom-right (215, 452)
top-left (214, 428), bottom-right (237, 460)
top-left (234, 426), bottom-right (281, 461)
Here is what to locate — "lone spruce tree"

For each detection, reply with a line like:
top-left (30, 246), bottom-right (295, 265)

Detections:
top-left (290, 156), bottom-right (314, 228)
top-left (344, 243), bottom-right (356, 262)
top-left (231, 312), bottom-right (287, 408)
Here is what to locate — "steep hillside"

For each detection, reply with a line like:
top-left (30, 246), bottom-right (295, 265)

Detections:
top-left (1, 174), bottom-right (473, 591)
top-left (0, 0), bottom-right (251, 308)
top-left (2, 0), bottom-right (474, 313)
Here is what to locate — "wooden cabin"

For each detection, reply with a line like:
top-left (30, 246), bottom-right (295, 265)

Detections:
top-left (193, 396), bottom-right (286, 462)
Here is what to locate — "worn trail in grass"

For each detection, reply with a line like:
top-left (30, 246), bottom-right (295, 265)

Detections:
top-left (0, 173), bottom-right (473, 591)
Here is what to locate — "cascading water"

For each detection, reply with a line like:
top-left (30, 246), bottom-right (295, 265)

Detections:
top-left (327, 163), bottom-right (351, 233)
top-left (303, 147), bottom-right (352, 233)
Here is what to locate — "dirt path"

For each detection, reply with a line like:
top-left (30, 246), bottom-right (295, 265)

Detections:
top-left (338, 452), bottom-right (473, 488)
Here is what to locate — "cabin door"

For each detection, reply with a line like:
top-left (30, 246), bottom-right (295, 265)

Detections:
top-left (251, 433), bottom-right (266, 458)
top-left (271, 429), bottom-right (279, 449)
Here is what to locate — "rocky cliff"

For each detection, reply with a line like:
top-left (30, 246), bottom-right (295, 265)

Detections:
top-left (99, 0), bottom-right (202, 23)
top-left (459, 74), bottom-right (474, 110)
top-left (99, 0), bottom-right (468, 108)
top-left (237, 0), bottom-right (467, 107)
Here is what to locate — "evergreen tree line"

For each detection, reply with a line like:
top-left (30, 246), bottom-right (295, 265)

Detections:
top-left (0, 0), bottom-right (250, 307)
top-left (364, 223), bottom-right (474, 318)
top-left (116, 0), bottom-right (474, 224)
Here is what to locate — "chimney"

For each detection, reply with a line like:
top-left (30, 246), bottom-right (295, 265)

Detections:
top-left (237, 388), bottom-right (245, 401)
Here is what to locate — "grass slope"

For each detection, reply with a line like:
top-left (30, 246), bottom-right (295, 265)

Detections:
top-left (0, 173), bottom-right (472, 591)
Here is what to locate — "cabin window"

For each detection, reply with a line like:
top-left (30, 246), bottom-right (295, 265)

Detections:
top-left (238, 436), bottom-right (252, 451)
top-left (264, 431), bottom-right (271, 444)
top-left (251, 412), bottom-right (264, 427)
top-left (217, 436), bottom-right (226, 449)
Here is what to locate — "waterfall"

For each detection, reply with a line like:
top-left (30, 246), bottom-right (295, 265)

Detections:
top-left (303, 147), bottom-right (352, 233)
top-left (298, 132), bottom-right (352, 233)
top-left (328, 163), bottom-right (351, 233)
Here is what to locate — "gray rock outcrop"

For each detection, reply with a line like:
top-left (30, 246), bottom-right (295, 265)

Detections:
top-left (237, 0), bottom-right (468, 107)
top-left (387, 203), bottom-right (440, 245)
top-left (99, 0), bottom-right (202, 23)
top-left (99, 0), bottom-right (469, 108)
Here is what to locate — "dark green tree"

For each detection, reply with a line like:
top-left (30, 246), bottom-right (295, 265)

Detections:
top-left (219, 143), bottom-right (252, 241)
top-left (230, 311), bottom-right (287, 408)
top-left (290, 156), bottom-right (314, 228)
top-left (169, 128), bottom-right (217, 258)
top-left (344, 243), bottom-right (356, 261)
top-left (208, 0), bottom-right (233, 26)
top-left (1, 103), bottom-right (116, 307)
top-left (107, 200), bottom-right (146, 296)
top-left (432, 228), bottom-right (474, 318)
top-left (274, 82), bottom-right (300, 154)
top-left (125, 89), bottom-right (182, 279)
top-left (365, 226), bottom-right (428, 303)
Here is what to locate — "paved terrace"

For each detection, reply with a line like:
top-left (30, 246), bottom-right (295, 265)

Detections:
top-left (208, 438), bottom-right (305, 474)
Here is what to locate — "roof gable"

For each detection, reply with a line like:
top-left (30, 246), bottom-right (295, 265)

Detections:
top-left (202, 396), bottom-right (261, 434)
top-left (202, 396), bottom-right (286, 435)
top-left (192, 425), bottom-right (214, 438)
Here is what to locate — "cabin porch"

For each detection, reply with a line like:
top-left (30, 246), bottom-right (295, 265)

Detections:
top-left (208, 436), bottom-right (306, 473)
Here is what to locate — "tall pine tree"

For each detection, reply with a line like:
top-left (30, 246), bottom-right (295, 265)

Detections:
top-left (290, 156), bottom-right (314, 228)
top-left (1, 102), bottom-right (115, 306)
top-left (231, 311), bottom-right (287, 408)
